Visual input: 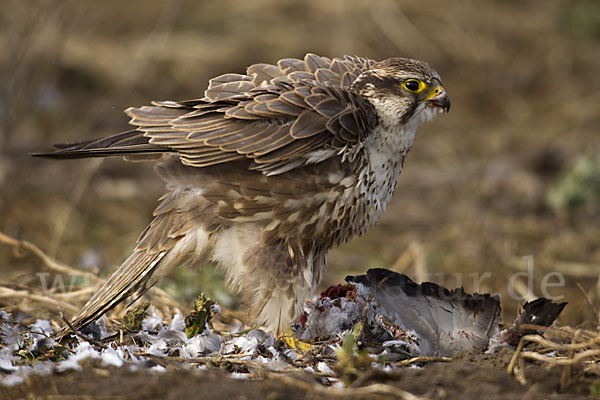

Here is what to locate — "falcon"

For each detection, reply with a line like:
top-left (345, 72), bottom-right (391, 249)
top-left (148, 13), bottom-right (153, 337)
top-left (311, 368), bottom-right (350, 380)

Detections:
top-left (36, 53), bottom-right (450, 335)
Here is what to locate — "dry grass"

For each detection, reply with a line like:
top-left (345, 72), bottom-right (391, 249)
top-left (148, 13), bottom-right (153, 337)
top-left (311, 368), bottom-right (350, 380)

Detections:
top-left (0, 230), bottom-right (182, 326)
top-left (507, 326), bottom-right (600, 389)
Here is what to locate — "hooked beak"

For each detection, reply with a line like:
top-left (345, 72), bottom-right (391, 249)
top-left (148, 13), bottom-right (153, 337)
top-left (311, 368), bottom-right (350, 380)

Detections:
top-left (425, 86), bottom-right (451, 113)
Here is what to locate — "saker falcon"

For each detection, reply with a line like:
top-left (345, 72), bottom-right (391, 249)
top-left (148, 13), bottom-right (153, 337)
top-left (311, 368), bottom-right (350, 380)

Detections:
top-left (37, 53), bottom-right (450, 334)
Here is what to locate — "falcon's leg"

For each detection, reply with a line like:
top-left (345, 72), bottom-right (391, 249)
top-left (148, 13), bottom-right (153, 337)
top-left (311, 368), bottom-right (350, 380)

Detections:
top-left (212, 224), bottom-right (323, 336)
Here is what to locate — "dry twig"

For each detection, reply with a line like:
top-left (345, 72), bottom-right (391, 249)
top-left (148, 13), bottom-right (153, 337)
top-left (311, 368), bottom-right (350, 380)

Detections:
top-left (393, 356), bottom-right (451, 367)
top-left (507, 329), bottom-right (600, 385)
top-left (0, 230), bottom-right (182, 320)
top-left (0, 230), bottom-right (99, 283)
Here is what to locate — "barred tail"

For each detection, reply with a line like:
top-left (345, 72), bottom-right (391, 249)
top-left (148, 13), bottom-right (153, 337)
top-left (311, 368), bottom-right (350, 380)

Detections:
top-left (63, 204), bottom-right (209, 334)
top-left (67, 249), bottom-right (170, 332)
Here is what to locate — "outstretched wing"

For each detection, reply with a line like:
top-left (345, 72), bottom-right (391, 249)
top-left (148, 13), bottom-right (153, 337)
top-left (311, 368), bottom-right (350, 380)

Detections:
top-left (37, 54), bottom-right (378, 175)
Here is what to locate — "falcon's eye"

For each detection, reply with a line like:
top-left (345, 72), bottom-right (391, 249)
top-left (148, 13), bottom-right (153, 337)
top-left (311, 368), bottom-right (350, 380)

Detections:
top-left (402, 79), bottom-right (425, 93)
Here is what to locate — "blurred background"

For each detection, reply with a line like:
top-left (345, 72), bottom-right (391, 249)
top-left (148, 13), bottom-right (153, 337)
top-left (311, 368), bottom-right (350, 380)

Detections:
top-left (1, 0), bottom-right (599, 326)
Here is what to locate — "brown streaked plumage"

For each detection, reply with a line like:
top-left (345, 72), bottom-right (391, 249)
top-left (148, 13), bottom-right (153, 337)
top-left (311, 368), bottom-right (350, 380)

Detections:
top-left (35, 53), bottom-right (450, 334)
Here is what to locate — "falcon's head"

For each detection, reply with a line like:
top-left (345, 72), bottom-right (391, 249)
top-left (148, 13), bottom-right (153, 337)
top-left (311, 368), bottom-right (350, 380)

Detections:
top-left (352, 57), bottom-right (450, 130)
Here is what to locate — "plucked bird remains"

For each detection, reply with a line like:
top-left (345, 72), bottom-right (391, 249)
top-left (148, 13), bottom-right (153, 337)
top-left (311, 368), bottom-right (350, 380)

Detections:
top-left (294, 268), bottom-right (566, 357)
top-left (35, 53), bottom-right (450, 334)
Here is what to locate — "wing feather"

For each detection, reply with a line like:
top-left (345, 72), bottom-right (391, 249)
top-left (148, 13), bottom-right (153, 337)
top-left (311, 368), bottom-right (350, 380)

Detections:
top-left (315, 98), bottom-right (344, 118)
top-left (235, 126), bottom-right (289, 154)
top-left (219, 125), bottom-right (281, 151)
top-left (225, 104), bottom-right (262, 120)
top-left (247, 63), bottom-right (285, 86)
top-left (315, 68), bottom-right (341, 86)
top-left (180, 151), bottom-right (244, 167)
top-left (279, 91), bottom-right (307, 108)
top-left (277, 58), bottom-right (306, 73)
top-left (208, 73), bottom-right (252, 86)
top-left (203, 124), bottom-right (261, 146)
top-left (205, 81), bottom-right (254, 101)
top-left (253, 135), bottom-right (329, 164)
top-left (264, 99), bottom-right (304, 116)
top-left (37, 53), bottom-right (379, 174)
top-left (251, 129), bottom-right (297, 156)
top-left (125, 106), bottom-right (185, 121)
top-left (304, 53), bottom-right (331, 73)
top-left (289, 110), bottom-right (327, 139)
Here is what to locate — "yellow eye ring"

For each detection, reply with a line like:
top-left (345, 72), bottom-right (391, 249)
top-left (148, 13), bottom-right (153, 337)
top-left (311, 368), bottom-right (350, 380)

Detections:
top-left (402, 79), bottom-right (426, 93)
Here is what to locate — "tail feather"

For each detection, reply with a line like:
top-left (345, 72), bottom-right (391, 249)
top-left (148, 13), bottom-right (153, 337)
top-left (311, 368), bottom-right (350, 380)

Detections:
top-left (32, 130), bottom-right (169, 159)
top-left (67, 250), bottom-right (168, 331)
top-left (58, 160), bottom-right (219, 335)
top-left (64, 202), bottom-right (209, 334)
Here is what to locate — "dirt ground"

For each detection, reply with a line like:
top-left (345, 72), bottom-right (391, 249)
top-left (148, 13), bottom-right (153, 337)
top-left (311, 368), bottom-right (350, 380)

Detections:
top-left (0, 352), bottom-right (594, 400)
top-left (1, 0), bottom-right (600, 398)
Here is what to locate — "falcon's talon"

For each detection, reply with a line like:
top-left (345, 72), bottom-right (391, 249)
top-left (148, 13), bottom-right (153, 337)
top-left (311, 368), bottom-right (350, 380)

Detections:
top-left (37, 53), bottom-right (449, 336)
top-left (280, 336), bottom-right (317, 352)
top-left (279, 328), bottom-right (317, 352)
